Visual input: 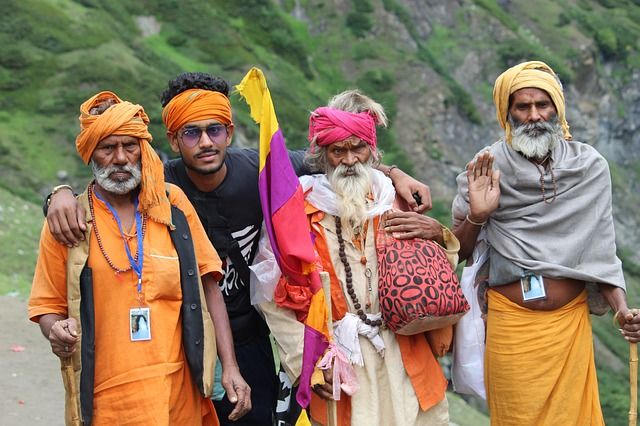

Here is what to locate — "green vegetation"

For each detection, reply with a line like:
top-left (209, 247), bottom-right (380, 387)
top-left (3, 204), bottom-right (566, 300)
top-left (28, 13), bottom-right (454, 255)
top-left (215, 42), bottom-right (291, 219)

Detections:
top-left (567, 2), bottom-right (640, 62)
top-left (0, 188), bottom-right (41, 296)
top-left (346, 0), bottom-right (375, 38)
top-left (447, 391), bottom-right (490, 425)
top-left (383, 0), bottom-right (482, 124)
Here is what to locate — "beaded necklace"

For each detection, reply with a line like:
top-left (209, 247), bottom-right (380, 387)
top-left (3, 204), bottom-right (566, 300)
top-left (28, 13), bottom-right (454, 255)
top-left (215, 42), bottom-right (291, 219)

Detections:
top-left (533, 154), bottom-right (557, 204)
top-left (334, 216), bottom-right (383, 327)
top-left (88, 183), bottom-right (147, 274)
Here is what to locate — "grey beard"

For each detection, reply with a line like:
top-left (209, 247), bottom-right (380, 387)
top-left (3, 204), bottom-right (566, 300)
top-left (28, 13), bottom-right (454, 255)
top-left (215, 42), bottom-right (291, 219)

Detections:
top-left (509, 116), bottom-right (563, 160)
top-left (91, 161), bottom-right (142, 195)
top-left (328, 161), bottom-right (372, 238)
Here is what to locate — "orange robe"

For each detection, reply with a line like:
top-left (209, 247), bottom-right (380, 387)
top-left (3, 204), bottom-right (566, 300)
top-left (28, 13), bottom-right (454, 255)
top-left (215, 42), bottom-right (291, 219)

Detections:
top-left (29, 184), bottom-right (222, 425)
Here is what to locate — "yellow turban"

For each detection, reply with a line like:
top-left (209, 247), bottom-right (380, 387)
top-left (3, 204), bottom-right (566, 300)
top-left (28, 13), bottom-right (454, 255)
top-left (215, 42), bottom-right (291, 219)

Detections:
top-left (161, 89), bottom-right (234, 133)
top-left (76, 91), bottom-right (172, 226)
top-left (493, 60), bottom-right (571, 143)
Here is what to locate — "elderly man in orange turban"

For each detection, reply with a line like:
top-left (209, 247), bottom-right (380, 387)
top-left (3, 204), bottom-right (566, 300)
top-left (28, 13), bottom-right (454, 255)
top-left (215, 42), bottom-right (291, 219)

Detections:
top-left (28, 91), bottom-right (249, 425)
top-left (451, 61), bottom-right (640, 425)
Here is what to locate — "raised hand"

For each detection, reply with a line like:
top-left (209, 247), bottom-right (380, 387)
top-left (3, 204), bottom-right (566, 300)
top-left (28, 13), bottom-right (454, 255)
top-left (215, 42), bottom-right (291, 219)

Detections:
top-left (467, 151), bottom-right (500, 222)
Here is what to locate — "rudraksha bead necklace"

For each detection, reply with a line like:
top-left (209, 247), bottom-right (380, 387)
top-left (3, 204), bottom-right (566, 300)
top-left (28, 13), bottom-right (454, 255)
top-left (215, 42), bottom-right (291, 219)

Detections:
top-left (88, 183), bottom-right (147, 274)
top-left (334, 216), bottom-right (383, 327)
top-left (533, 154), bottom-right (557, 204)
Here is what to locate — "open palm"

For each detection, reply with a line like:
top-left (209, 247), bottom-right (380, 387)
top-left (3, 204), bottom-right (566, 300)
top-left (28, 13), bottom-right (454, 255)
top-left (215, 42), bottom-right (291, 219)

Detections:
top-left (467, 151), bottom-right (500, 221)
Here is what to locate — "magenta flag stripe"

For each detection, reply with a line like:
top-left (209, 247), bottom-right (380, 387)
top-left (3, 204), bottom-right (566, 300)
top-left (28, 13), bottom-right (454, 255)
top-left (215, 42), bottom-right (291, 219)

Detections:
top-left (296, 325), bottom-right (329, 407)
top-left (258, 128), bottom-right (301, 263)
top-left (259, 129), bottom-right (300, 216)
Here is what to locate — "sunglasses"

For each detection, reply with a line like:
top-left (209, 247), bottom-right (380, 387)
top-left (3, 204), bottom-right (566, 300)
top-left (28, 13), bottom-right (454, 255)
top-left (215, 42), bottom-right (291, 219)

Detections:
top-left (178, 124), bottom-right (228, 147)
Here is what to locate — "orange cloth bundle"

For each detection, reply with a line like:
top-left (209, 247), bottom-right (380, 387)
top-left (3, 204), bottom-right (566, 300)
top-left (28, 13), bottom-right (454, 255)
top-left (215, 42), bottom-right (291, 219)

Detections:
top-left (76, 91), bottom-right (171, 226)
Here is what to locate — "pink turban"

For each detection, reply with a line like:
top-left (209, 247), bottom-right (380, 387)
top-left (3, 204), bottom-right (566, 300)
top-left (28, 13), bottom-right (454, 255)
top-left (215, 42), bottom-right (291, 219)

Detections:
top-left (308, 107), bottom-right (377, 150)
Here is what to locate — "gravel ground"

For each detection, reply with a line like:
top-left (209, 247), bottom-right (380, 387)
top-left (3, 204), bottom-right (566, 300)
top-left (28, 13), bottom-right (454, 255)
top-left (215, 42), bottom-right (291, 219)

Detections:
top-left (0, 295), bottom-right (64, 426)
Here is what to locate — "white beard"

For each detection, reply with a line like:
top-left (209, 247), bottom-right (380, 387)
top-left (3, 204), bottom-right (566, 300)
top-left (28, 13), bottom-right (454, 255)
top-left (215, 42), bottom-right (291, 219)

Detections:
top-left (91, 161), bottom-right (142, 195)
top-left (509, 116), bottom-right (563, 160)
top-left (328, 161), bottom-right (372, 239)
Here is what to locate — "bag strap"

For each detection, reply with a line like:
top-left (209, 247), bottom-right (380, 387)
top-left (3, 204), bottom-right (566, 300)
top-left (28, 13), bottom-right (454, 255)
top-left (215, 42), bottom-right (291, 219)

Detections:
top-left (226, 237), bottom-right (251, 287)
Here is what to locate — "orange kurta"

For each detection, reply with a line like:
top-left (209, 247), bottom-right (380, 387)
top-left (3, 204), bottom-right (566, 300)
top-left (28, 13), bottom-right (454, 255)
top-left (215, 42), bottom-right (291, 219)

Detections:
top-left (29, 183), bottom-right (222, 425)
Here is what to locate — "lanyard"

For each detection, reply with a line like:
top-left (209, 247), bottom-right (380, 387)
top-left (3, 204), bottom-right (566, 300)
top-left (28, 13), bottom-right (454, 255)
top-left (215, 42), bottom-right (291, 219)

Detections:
top-left (93, 190), bottom-right (144, 293)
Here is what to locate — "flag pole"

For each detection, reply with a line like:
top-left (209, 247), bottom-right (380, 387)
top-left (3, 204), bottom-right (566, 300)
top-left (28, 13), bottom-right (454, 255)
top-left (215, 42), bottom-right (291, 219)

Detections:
top-left (320, 271), bottom-right (338, 426)
top-left (630, 342), bottom-right (637, 426)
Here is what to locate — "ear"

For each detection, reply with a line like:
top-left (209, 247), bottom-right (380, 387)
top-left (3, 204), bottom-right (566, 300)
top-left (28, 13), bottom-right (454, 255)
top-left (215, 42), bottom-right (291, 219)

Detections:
top-left (167, 131), bottom-right (180, 153)
top-left (225, 126), bottom-right (234, 147)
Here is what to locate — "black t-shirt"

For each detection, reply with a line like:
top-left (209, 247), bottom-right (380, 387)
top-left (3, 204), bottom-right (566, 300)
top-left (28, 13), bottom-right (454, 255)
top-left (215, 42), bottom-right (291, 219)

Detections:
top-left (164, 148), bottom-right (308, 343)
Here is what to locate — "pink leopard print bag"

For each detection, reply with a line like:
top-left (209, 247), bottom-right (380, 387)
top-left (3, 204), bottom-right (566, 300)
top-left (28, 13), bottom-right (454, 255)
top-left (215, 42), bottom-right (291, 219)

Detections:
top-left (376, 224), bottom-right (469, 335)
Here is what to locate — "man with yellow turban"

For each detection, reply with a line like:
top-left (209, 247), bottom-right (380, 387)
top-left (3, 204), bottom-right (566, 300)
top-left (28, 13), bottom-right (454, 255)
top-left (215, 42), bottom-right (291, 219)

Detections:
top-left (451, 61), bottom-right (640, 425)
top-left (28, 91), bottom-right (249, 425)
top-left (45, 72), bottom-right (434, 425)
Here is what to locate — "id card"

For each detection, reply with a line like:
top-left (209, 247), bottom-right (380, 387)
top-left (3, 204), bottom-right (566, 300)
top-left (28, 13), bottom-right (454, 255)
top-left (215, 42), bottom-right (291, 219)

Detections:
top-left (130, 307), bottom-right (151, 341)
top-left (521, 272), bottom-right (546, 302)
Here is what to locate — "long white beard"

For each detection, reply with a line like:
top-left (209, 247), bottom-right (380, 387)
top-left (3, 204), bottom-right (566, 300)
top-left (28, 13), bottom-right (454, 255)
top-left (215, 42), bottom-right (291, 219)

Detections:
top-left (328, 162), bottom-right (372, 239)
top-left (509, 116), bottom-right (563, 160)
top-left (91, 161), bottom-right (142, 195)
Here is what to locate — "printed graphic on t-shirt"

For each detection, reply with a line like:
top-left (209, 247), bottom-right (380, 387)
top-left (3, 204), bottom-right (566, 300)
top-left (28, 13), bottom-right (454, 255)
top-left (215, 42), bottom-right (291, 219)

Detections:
top-left (219, 224), bottom-right (260, 296)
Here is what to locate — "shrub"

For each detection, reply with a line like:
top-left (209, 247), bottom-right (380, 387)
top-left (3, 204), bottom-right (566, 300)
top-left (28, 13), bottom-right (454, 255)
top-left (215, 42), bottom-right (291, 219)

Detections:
top-left (346, 0), bottom-right (375, 38)
top-left (346, 13), bottom-right (373, 38)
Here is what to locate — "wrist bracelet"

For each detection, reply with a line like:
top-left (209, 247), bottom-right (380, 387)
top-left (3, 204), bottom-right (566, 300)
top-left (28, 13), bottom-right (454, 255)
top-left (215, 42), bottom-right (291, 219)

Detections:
top-left (465, 214), bottom-right (487, 227)
top-left (613, 310), bottom-right (621, 328)
top-left (385, 165), bottom-right (398, 178)
top-left (47, 184), bottom-right (73, 207)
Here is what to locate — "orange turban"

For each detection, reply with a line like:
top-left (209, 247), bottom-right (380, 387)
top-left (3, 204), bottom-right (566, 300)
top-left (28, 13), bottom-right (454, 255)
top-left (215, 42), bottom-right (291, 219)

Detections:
top-left (493, 60), bottom-right (571, 144)
top-left (161, 89), bottom-right (233, 133)
top-left (76, 91), bottom-right (172, 226)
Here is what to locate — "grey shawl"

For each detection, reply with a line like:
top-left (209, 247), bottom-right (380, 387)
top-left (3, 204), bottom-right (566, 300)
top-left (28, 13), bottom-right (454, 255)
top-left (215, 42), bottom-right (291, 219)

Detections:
top-left (452, 139), bottom-right (625, 313)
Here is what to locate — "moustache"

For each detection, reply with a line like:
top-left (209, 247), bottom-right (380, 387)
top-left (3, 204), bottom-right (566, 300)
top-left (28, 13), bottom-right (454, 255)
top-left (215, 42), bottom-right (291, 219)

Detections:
top-left (195, 148), bottom-right (220, 158)
top-left (516, 121), bottom-right (554, 138)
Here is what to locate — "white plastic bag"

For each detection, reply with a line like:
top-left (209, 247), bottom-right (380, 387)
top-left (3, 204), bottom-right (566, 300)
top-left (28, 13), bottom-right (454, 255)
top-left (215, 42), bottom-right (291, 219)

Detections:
top-left (451, 235), bottom-right (489, 400)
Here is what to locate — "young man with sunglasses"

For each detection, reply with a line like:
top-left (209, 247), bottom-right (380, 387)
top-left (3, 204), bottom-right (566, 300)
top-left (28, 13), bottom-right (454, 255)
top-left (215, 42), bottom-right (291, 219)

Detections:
top-left (46, 72), bottom-right (433, 425)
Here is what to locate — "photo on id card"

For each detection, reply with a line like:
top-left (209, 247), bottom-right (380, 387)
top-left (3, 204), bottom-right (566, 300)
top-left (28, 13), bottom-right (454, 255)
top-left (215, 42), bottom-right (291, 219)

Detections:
top-left (521, 272), bottom-right (546, 302)
top-left (130, 307), bottom-right (151, 341)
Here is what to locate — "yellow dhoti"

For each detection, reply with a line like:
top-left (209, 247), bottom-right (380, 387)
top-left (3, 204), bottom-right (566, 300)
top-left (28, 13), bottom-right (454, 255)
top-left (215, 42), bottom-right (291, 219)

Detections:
top-left (485, 290), bottom-right (604, 426)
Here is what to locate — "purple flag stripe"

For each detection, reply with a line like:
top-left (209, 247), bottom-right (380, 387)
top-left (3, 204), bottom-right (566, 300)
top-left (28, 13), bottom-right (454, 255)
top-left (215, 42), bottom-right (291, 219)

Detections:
top-left (296, 325), bottom-right (330, 407)
top-left (258, 128), bottom-right (302, 263)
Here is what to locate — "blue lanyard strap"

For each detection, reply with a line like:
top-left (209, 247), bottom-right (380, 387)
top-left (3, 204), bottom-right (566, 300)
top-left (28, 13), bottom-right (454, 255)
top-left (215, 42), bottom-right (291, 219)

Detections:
top-left (93, 190), bottom-right (144, 292)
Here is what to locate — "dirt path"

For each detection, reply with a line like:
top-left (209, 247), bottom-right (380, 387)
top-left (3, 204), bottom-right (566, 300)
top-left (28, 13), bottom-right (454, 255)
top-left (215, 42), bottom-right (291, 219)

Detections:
top-left (0, 295), bottom-right (63, 426)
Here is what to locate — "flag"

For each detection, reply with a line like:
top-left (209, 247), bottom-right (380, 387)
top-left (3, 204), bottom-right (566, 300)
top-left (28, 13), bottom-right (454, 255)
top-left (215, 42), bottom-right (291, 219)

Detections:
top-left (236, 68), bottom-right (329, 412)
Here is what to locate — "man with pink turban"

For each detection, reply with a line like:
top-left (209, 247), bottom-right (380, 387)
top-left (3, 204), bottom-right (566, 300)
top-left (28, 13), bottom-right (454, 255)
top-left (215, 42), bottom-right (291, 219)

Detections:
top-left (253, 90), bottom-right (459, 425)
top-left (28, 91), bottom-right (249, 425)
top-left (452, 61), bottom-right (640, 425)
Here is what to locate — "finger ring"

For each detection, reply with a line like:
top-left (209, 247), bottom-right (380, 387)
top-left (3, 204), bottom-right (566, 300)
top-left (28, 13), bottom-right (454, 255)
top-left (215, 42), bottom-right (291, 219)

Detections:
top-left (65, 346), bottom-right (69, 352)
